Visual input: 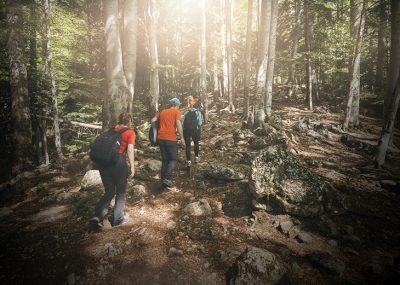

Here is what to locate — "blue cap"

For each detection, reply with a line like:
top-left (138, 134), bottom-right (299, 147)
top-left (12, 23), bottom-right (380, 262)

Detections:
top-left (170, 98), bottom-right (181, 106)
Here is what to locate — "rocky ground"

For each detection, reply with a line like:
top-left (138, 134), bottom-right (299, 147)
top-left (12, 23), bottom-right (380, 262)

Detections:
top-left (0, 99), bottom-right (400, 285)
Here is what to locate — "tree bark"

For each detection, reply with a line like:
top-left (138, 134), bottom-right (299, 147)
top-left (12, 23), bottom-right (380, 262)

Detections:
top-left (221, 0), bottom-right (228, 100)
top-left (7, 0), bottom-right (34, 174)
top-left (147, 0), bottom-right (160, 114)
top-left (244, 0), bottom-right (253, 118)
top-left (343, 0), bottom-right (367, 130)
top-left (254, 0), bottom-right (272, 127)
top-left (43, 0), bottom-right (63, 159)
top-left (225, 0), bottom-right (235, 112)
top-left (288, 1), bottom-right (301, 97)
top-left (375, 1), bottom-right (387, 92)
top-left (122, 0), bottom-right (137, 110)
top-left (103, 0), bottom-right (130, 128)
top-left (264, 0), bottom-right (278, 117)
top-left (200, 0), bottom-right (208, 122)
top-left (384, 0), bottom-right (400, 116)
top-left (304, 0), bottom-right (314, 111)
top-left (376, 70), bottom-right (400, 167)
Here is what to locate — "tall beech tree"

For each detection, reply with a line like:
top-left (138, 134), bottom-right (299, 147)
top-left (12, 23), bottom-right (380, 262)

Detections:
top-left (243, 0), bottom-right (253, 118)
top-left (264, 0), bottom-right (278, 117)
top-left (200, 0), bottom-right (208, 121)
top-left (147, 0), bottom-right (160, 113)
top-left (43, 0), bottom-right (63, 158)
top-left (254, 0), bottom-right (272, 127)
top-left (225, 0), bottom-right (235, 112)
top-left (7, 0), bottom-right (34, 174)
top-left (122, 0), bottom-right (138, 107)
top-left (343, 0), bottom-right (368, 130)
top-left (376, 0), bottom-right (400, 166)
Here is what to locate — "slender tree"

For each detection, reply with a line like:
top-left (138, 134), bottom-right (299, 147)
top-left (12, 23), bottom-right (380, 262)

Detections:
top-left (243, 0), bottom-right (253, 118)
top-left (200, 0), bottom-right (208, 121)
top-left (7, 0), bottom-right (34, 174)
top-left (103, 0), bottom-right (130, 128)
top-left (304, 0), bottom-right (314, 111)
top-left (43, 0), bottom-right (63, 158)
top-left (343, 0), bottom-right (368, 130)
top-left (375, 1), bottom-right (387, 92)
top-left (254, 0), bottom-right (271, 127)
top-left (376, 70), bottom-right (400, 167)
top-left (147, 0), bottom-right (160, 113)
top-left (288, 1), bottom-right (301, 97)
top-left (221, 0), bottom-right (228, 99)
top-left (384, 0), bottom-right (400, 116)
top-left (264, 0), bottom-right (278, 117)
top-left (122, 0), bottom-right (138, 109)
top-left (225, 0), bottom-right (235, 112)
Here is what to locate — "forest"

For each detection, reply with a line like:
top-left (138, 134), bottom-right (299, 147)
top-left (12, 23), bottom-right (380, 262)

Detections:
top-left (0, 0), bottom-right (399, 284)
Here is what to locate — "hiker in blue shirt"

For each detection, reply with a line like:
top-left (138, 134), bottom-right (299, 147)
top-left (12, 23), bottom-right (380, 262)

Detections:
top-left (182, 99), bottom-right (203, 167)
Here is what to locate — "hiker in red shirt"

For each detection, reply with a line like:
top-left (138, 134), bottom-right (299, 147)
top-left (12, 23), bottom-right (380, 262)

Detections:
top-left (90, 112), bottom-right (135, 229)
top-left (153, 98), bottom-right (185, 189)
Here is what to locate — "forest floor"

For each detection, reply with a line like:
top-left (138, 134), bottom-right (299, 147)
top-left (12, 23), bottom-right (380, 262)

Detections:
top-left (1, 97), bottom-right (400, 285)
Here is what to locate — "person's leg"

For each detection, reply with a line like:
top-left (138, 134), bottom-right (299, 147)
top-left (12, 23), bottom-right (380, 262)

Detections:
top-left (183, 131), bottom-right (191, 162)
top-left (94, 166), bottom-right (116, 221)
top-left (112, 156), bottom-right (129, 226)
top-left (159, 140), bottom-right (168, 181)
top-left (164, 140), bottom-right (178, 183)
top-left (193, 129), bottom-right (201, 158)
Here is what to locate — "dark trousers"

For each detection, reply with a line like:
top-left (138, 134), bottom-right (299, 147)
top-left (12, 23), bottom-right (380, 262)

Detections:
top-left (95, 155), bottom-right (128, 225)
top-left (158, 139), bottom-right (178, 184)
top-left (183, 129), bottom-right (201, 161)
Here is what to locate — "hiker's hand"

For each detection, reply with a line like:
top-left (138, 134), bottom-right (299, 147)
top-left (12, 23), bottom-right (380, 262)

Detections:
top-left (180, 140), bottom-right (186, 148)
top-left (129, 167), bottom-right (135, 178)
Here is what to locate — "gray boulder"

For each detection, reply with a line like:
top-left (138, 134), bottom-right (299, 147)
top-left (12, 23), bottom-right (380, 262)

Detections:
top-left (233, 129), bottom-right (255, 142)
top-left (249, 146), bottom-right (332, 217)
top-left (228, 246), bottom-right (287, 285)
top-left (145, 159), bottom-right (162, 172)
top-left (183, 199), bottom-right (213, 216)
top-left (307, 250), bottom-right (346, 276)
top-left (81, 170), bottom-right (102, 190)
top-left (204, 164), bottom-right (245, 181)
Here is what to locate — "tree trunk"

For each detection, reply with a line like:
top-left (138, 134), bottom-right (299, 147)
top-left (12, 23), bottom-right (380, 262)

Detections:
top-left (384, 0), bottom-right (400, 116)
top-left (122, 0), bottom-right (137, 110)
top-left (103, 0), bottom-right (130, 128)
top-left (343, 0), bottom-right (367, 130)
top-left (264, 0), bottom-right (278, 118)
top-left (376, 70), bottom-right (400, 167)
top-left (200, 0), bottom-right (208, 122)
top-left (7, 0), bottom-right (34, 174)
top-left (375, 1), bottom-right (387, 92)
top-left (243, 0), bottom-right (253, 118)
top-left (147, 0), bottom-right (160, 114)
top-left (221, 0), bottom-right (229, 101)
top-left (304, 0), bottom-right (314, 111)
top-left (254, 0), bottom-right (272, 127)
top-left (225, 0), bottom-right (235, 112)
top-left (288, 1), bottom-right (301, 97)
top-left (43, 0), bottom-right (63, 159)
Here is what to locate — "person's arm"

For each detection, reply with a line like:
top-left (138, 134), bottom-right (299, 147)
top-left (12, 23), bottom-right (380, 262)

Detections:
top-left (127, 144), bottom-right (135, 178)
top-left (176, 120), bottom-right (185, 146)
top-left (151, 113), bottom-right (159, 122)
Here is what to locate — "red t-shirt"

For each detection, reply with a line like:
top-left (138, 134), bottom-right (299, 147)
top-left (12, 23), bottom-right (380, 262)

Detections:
top-left (157, 108), bottom-right (182, 141)
top-left (114, 126), bottom-right (135, 154)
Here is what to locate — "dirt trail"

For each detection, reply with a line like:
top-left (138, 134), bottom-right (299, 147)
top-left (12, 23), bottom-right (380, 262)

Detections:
top-left (1, 102), bottom-right (400, 285)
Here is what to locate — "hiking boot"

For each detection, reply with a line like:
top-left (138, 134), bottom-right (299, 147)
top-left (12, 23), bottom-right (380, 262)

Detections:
top-left (90, 217), bottom-right (103, 230)
top-left (162, 179), bottom-right (173, 188)
top-left (113, 214), bottom-right (129, 227)
top-left (187, 160), bottom-right (192, 167)
top-left (194, 156), bottom-right (200, 164)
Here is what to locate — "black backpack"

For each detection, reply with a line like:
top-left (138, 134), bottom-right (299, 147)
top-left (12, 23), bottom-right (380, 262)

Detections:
top-left (90, 128), bottom-right (129, 166)
top-left (183, 110), bottom-right (199, 131)
top-left (149, 120), bottom-right (160, 146)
